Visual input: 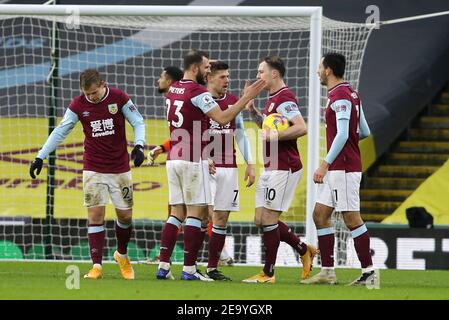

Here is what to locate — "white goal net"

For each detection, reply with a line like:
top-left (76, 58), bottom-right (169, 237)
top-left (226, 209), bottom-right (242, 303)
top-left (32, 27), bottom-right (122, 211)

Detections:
top-left (0, 5), bottom-right (372, 267)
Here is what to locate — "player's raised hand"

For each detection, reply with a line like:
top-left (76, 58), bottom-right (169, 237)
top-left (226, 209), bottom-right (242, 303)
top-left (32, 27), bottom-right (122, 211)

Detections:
top-left (131, 145), bottom-right (145, 167)
top-left (241, 79), bottom-right (266, 101)
top-left (244, 164), bottom-right (256, 187)
top-left (29, 158), bottom-right (43, 179)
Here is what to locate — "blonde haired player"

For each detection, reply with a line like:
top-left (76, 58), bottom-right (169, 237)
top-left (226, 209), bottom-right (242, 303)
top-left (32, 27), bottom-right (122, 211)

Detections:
top-left (29, 69), bottom-right (146, 280)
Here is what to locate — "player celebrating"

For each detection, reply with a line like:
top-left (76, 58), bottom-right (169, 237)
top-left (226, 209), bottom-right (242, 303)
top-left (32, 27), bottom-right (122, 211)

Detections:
top-left (203, 61), bottom-right (255, 281)
top-left (301, 53), bottom-right (374, 286)
top-left (157, 49), bottom-right (265, 281)
top-left (29, 69), bottom-right (146, 280)
top-left (243, 56), bottom-right (317, 284)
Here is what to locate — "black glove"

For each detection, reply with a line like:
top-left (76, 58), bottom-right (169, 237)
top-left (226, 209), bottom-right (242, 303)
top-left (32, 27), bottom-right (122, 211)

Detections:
top-left (29, 158), bottom-right (43, 179)
top-left (131, 145), bottom-right (145, 167)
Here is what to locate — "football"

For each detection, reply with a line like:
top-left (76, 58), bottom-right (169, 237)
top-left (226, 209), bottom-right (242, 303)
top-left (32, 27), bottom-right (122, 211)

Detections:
top-left (262, 113), bottom-right (290, 132)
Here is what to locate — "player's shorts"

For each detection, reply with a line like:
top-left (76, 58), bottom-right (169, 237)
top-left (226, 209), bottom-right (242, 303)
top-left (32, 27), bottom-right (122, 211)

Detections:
top-left (316, 170), bottom-right (362, 212)
top-left (209, 167), bottom-right (239, 212)
top-left (166, 159), bottom-right (211, 206)
top-left (255, 169), bottom-right (302, 212)
top-left (83, 170), bottom-right (133, 210)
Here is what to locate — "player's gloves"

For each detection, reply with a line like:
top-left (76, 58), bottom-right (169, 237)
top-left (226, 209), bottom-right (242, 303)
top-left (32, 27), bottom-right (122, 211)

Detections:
top-left (131, 145), bottom-right (145, 167)
top-left (29, 158), bottom-right (43, 179)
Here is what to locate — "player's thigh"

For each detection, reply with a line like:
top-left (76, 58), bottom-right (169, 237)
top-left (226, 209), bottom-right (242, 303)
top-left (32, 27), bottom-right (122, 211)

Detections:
top-left (107, 171), bottom-right (134, 210)
top-left (264, 169), bottom-right (302, 213)
top-left (213, 167), bottom-right (239, 212)
top-left (180, 160), bottom-right (212, 205)
top-left (83, 170), bottom-right (108, 208)
top-left (329, 171), bottom-right (361, 212)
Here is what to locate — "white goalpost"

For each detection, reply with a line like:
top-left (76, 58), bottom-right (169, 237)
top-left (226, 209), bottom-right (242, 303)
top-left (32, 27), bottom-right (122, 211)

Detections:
top-left (0, 4), bottom-right (373, 267)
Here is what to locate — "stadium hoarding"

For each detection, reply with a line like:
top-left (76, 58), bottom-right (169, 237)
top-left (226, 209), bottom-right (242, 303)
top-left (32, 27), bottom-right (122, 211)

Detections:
top-left (1, 219), bottom-right (448, 270)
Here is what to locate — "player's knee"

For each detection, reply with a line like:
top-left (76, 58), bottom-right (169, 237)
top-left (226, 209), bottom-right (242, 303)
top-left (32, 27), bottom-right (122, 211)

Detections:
top-left (313, 212), bottom-right (327, 228)
top-left (117, 215), bottom-right (132, 225)
top-left (116, 209), bottom-right (132, 224)
top-left (343, 213), bottom-right (364, 229)
top-left (88, 217), bottom-right (104, 225)
top-left (254, 216), bottom-right (263, 228)
top-left (213, 211), bottom-right (229, 226)
top-left (214, 217), bottom-right (227, 227)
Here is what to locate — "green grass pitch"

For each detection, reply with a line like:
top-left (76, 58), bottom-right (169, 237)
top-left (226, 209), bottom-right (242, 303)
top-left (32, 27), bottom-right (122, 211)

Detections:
top-left (0, 261), bottom-right (448, 300)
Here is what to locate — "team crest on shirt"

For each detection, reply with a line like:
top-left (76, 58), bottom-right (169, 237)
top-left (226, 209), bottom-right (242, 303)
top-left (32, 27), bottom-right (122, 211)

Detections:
top-left (108, 103), bottom-right (118, 114)
top-left (268, 103), bottom-right (275, 112)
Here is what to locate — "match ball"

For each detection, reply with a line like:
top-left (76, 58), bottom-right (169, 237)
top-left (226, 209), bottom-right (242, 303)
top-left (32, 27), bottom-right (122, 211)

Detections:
top-left (262, 113), bottom-right (290, 132)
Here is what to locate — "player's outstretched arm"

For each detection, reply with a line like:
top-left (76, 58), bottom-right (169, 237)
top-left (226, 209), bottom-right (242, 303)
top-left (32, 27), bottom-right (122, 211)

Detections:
top-left (206, 79), bottom-right (266, 125)
top-left (29, 108), bottom-right (78, 179)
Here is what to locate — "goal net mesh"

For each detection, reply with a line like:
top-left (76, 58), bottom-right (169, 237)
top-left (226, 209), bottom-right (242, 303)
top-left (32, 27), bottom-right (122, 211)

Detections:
top-left (0, 12), bottom-right (372, 267)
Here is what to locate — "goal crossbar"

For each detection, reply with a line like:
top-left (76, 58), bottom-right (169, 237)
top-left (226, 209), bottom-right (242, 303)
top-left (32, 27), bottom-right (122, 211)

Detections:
top-left (0, 5), bottom-right (321, 17)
